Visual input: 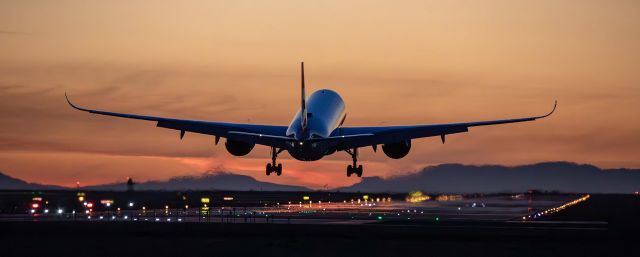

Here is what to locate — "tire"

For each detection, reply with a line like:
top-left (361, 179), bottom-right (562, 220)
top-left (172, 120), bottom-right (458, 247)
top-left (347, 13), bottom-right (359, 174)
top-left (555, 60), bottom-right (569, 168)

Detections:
top-left (276, 164), bottom-right (282, 176)
top-left (357, 165), bottom-right (363, 177)
top-left (266, 163), bottom-right (272, 176)
top-left (347, 165), bottom-right (353, 177)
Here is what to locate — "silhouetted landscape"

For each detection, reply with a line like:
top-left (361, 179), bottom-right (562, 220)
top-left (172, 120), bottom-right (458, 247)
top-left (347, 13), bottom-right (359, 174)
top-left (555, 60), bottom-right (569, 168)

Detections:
top-left (2, 162), bottom-right (638, 193)
top-left (82, 172), bottom-right (311, 191)
top-left (339, 162), bottom-right (640, 193)
top-left (0, 172), bottom-right (65, 190)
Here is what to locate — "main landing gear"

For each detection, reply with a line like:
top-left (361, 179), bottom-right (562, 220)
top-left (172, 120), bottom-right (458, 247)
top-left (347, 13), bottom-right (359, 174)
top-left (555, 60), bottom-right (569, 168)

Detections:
top-left (266, 147), bottom-right (283, 176)
top-left (345, 148), bottom-right (363, 177)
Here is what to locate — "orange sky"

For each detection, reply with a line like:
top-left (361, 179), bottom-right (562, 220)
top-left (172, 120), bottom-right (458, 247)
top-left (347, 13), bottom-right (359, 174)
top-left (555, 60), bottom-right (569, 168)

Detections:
top-left (1, 1), bottom-right (639, 188)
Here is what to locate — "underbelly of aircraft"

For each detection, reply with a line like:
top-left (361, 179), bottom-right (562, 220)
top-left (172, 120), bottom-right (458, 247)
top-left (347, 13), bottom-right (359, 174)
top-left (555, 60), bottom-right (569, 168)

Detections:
top-left (287, 143), bottom-right (330, 161)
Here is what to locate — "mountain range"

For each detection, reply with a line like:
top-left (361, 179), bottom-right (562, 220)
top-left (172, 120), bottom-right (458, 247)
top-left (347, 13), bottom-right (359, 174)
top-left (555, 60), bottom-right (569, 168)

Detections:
top-left (338, 162), bottom-right (640, 193)
top-left (82, 172), bottom-right (310, 191)
top-left (1, 162), bottom-right (639, 193)
top-left (0, 172), bottom-right (65, 190)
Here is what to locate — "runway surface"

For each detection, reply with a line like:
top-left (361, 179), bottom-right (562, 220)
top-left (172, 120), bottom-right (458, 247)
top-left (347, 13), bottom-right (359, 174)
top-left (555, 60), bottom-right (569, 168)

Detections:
top-left (0, 192), bottom-right (637, 257)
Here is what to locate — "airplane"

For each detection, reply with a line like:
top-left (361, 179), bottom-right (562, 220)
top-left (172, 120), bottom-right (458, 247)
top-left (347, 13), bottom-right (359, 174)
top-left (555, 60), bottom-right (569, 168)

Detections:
top-left (66, 62), bottom-right (556, 177)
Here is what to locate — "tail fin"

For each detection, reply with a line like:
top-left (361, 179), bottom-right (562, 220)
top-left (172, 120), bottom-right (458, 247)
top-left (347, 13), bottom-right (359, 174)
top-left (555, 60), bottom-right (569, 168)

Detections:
top-left (300, 62), bottom-right (308, 130)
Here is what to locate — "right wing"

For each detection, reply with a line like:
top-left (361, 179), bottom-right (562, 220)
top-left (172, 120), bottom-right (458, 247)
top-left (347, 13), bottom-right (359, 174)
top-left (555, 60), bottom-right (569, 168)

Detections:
top-left (65, 94), bottom-right (290, 148)
top-left (323, 101), bottom-right (557, 151)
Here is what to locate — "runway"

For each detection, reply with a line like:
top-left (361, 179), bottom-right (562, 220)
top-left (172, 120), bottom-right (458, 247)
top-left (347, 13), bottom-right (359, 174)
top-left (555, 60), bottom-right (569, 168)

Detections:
top-left (0, 192), bottom-right (637, 257)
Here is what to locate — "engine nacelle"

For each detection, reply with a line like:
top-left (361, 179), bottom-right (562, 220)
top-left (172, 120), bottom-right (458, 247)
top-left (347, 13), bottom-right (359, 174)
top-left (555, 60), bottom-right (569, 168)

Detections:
top-left (225, 140), bottom-right (255, 156)
top-left (382, 140), bottom-right (411, 159)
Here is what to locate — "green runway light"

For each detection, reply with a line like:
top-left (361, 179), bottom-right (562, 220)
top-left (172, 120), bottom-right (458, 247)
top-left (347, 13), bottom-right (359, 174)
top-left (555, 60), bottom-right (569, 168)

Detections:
top-left (377, 216), bottom-right (382, 220)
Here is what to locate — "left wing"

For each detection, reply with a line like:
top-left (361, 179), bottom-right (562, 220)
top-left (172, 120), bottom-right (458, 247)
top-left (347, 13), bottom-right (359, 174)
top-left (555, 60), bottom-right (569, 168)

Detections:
top-left (65, 94), bottom-right (289, 147)
top-left (325, 101), bottom-right (557, 151)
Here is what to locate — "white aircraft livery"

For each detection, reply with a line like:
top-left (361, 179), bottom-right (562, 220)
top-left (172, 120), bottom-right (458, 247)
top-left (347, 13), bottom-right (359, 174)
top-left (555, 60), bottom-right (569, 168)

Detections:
top-left (66, 62), bottom-right (556, 177)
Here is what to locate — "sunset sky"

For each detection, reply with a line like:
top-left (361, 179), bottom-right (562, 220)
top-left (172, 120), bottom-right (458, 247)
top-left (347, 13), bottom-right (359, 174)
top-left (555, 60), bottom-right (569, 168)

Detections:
top-left (1, 1), bottom-right (639, 188)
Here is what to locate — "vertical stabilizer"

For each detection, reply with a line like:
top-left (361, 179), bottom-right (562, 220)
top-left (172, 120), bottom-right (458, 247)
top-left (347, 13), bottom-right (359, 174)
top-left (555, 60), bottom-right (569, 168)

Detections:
top-left (300, 62), bottom-right (308, 130)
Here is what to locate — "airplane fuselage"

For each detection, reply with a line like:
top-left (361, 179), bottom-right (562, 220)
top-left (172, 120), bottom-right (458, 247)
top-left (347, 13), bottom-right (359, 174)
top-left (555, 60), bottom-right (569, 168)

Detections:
top-left (285, 89), bottom-right (346, 161)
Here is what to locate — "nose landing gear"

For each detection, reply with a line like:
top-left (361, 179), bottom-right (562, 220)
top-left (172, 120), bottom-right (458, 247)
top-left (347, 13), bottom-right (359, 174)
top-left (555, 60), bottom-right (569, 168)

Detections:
top-left (266, 147), bottom-right (283, 176)
top-left (345, 148), bottom-right (363, 177)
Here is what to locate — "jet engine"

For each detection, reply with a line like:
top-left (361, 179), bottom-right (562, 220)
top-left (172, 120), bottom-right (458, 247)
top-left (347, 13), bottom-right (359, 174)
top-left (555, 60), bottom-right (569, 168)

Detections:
top-left (382, 140), bottom-right (411, 159)
top-left (225, 140), bottom-right (255, 156)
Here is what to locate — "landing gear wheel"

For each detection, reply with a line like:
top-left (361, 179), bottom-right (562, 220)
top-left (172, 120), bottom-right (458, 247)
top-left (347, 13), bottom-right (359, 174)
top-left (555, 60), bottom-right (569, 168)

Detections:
top-left (266, 163), bottom-right (273, 176)
top-left (267, 147), bottom-right (283, 176)
top-left (345, 148), bottom-right (363, 177)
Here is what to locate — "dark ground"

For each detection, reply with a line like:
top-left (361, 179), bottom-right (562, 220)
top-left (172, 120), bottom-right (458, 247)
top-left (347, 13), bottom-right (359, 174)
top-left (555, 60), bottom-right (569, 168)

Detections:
top-left (1, 193), bottom-right (638, 257)
top-left (0, 220), bottom-right (635, 257)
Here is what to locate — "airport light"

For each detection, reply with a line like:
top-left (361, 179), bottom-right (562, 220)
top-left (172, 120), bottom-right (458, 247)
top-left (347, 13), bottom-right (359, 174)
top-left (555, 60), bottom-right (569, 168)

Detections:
top-left (128, 202), bottom-right (134, 207)
top-left (57, 209), bottom-right (63, 214)
top-left (44, 209), bottom-right (49, 214)
top-left (31, 203), bottom-right (39, 209)
top-left (303, 196), bottom-right (310, 201)
top-left (101, 199), bottom-right (114, 206)
top-left (124, 216), bottom-right (128, 219)
top-left (86, 202), bottom-right (94, 208)
top-left (201, 197), bottom-right (210, 203)
top-left (30, 209), bottom-right (35, 214)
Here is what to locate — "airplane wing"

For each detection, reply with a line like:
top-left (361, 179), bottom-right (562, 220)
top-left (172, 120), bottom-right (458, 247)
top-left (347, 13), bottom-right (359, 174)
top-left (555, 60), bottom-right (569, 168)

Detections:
top-left (326, 101), bottom-right (557, 151)
top-left (65, 94), bottom-right (289, 147)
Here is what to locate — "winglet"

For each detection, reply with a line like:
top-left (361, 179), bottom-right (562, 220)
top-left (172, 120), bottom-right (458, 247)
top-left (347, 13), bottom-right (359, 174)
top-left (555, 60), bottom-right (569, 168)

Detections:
top-left (65, 92), bottom-right (85, 111)
top-left (538, 100), bottom-right (557, 119)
